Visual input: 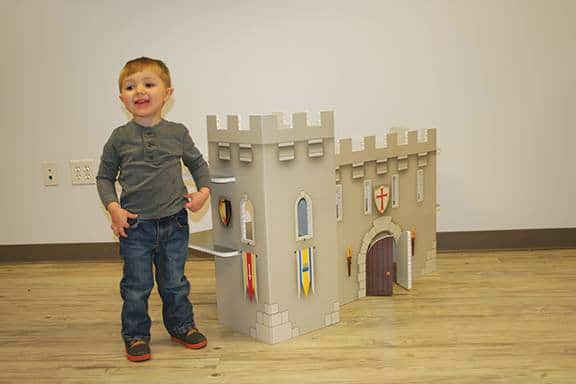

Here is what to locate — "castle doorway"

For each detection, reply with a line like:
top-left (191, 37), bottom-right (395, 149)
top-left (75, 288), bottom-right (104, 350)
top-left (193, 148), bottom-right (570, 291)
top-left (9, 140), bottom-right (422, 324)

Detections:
top-left (366, 233), bottom-right (394, 296)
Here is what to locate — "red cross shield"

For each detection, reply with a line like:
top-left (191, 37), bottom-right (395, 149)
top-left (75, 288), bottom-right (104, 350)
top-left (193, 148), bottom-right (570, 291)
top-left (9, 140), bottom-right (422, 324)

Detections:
top-left (374, 185), bottom-right (390, 214)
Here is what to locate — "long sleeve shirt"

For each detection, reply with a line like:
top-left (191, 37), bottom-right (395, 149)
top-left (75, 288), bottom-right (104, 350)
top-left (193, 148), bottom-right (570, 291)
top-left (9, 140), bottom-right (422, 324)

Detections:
top-left (96, 119), bottom-right (210, 219)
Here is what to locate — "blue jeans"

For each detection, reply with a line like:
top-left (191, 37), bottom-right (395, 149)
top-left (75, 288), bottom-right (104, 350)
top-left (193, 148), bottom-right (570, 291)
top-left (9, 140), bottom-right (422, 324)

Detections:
top-left (119, 209), bottom-right (194, 342)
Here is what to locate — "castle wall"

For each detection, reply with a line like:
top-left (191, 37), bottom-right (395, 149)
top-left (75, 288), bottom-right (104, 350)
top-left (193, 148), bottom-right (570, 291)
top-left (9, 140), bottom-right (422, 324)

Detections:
top-left (260, 136), bottom-right (339, 338)
top-left (208, 138), bottom-right (272, 337)
top-left (336, 130), bottom-right (437, 304)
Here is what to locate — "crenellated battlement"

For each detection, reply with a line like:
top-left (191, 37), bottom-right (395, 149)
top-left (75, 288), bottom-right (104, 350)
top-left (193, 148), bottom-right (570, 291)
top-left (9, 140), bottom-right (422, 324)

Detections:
top-left (207, 111), bottom-right (335, 145)
top-left (207, 110), bottom-right (436, 166)
top-left (336, 128), bottom-right (436, 167)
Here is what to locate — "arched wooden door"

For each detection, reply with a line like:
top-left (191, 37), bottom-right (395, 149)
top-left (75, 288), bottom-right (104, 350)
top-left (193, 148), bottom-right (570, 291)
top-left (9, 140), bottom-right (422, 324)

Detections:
top-left (366, 235), bottom-right (394, 296)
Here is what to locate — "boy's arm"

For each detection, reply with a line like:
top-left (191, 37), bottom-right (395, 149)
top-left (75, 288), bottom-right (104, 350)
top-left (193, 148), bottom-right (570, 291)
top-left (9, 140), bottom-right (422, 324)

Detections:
top-left (181, 126), bottom-right (210, 189)
top-left (96, 136), bottom-right (121, 208)
top-left (181, 126), bottom-right (211, 212)
top-left (96, 134), bottom-right (137, 237)
top-left (184, 187), bottom-right (210, 212)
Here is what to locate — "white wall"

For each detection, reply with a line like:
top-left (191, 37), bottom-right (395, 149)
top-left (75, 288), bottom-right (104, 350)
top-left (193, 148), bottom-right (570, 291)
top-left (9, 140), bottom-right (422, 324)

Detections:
top-left (1, 0), bottom-right (575, 244)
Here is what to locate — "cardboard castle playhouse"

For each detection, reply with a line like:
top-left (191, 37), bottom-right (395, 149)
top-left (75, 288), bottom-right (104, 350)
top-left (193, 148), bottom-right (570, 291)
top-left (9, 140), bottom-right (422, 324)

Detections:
top-left (191, 111), bottom-right (437, 344)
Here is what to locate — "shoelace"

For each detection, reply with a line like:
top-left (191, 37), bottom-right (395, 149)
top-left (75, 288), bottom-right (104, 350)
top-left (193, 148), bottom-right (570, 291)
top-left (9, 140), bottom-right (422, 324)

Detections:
top-left (129, 339), bottom-right (146, 348)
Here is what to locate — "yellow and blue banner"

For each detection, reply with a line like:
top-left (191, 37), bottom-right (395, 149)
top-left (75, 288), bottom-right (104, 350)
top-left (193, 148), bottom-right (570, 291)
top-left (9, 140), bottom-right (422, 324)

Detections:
top-left (296, 247), bottom-right (315, 298)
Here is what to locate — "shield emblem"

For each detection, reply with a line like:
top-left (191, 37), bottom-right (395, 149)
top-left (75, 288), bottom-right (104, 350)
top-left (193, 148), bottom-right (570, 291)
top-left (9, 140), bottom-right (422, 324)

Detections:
top-left (374, 185), bottom-right (390, 214)
top-left (218, 199), bottom-right (232, 226)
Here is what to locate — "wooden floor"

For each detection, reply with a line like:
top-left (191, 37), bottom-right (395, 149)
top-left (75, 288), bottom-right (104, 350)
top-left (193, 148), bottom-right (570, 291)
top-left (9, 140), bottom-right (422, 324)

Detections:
top-left (0, 249), bottom-right (575, 384)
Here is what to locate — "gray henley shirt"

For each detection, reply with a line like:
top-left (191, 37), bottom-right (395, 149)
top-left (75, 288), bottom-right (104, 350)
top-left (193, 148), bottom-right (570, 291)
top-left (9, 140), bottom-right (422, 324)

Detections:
top-left (96, 119), bottom-right (210, 219)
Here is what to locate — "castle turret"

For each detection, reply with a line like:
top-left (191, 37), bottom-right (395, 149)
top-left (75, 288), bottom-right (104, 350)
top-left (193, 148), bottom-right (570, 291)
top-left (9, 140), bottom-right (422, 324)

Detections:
top-left (206, 111), bottom-right (339, 344)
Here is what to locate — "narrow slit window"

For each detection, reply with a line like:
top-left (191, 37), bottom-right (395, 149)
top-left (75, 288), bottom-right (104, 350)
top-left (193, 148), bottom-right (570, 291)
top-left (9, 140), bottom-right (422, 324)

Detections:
top-left (295, 192), bottom-right (313, 240)
top-left (241, 196), bottom-right (255, 245)
top-left (391, 174), bottom-right (399, 208)
top-left (416, 169), bottom-right (424, 203)
top-left (363, 179), bottom-right (373, 215)
top-left (298, 199), bottom-right (308, 236)
top-left (336, 184), bottom-right (343, 222)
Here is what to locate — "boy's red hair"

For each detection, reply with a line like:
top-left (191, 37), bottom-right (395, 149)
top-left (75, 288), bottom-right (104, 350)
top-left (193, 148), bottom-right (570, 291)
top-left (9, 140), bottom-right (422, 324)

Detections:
top-left (118, 57), bottom-right (171, 91)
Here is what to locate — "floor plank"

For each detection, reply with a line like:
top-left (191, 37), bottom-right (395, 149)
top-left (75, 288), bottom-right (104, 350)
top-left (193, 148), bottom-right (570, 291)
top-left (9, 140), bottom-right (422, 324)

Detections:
top-left (0, 249), bottom-right (575, 384)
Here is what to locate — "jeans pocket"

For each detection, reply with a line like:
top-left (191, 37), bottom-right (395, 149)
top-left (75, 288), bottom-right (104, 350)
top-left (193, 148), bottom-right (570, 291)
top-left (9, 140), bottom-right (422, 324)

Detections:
top-left (127, 217), bottom-right (140, 229)
top-left (174, 210), bottom-right (189, 229)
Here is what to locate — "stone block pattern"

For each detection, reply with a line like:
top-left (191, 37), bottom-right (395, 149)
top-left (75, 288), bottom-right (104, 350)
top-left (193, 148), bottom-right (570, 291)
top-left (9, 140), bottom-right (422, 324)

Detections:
top-left (254, 304), bottom-right (293, 344)
top-left (324, 301), bottom-right (341, 326)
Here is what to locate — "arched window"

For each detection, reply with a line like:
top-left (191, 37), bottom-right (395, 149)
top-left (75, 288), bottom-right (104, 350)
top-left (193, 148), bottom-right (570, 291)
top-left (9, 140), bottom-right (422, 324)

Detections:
top-left (240, 196), bottom-right (255, 245)
top-left (295, 192), bottom-right (313, 241)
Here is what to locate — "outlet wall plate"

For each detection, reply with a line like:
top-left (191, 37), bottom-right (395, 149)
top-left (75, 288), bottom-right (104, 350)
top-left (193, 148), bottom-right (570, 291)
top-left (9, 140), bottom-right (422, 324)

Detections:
top-left (70, 159), bottom-right (96, 185)
top-left (42, 161), bottom-right (59, 186)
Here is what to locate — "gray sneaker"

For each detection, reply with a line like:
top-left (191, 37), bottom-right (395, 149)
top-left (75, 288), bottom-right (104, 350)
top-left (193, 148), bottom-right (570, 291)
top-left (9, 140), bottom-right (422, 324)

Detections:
top-left (125, 339), bottom-right (151, 362)
top-left (171, 328), bottom-right (207, 349)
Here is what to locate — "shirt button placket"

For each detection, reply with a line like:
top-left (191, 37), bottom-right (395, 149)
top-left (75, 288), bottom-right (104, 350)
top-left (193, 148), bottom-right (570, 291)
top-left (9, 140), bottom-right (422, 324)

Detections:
top-left (144, 129), bottom-right (155, 161)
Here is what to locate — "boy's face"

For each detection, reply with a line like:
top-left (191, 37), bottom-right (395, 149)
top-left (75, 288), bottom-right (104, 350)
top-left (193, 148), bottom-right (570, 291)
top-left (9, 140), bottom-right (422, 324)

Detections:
top-left (119, 70), bottom-right (173, 126)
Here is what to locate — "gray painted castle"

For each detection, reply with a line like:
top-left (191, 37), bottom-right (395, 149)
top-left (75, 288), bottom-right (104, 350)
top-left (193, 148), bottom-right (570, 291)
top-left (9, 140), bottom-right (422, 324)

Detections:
top-left (192, 111), bottom-right (437, 344)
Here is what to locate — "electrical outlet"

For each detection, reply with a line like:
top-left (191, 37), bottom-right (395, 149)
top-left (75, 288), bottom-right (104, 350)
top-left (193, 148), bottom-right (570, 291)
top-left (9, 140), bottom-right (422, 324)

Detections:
top-left (42, 161), bottom-right (59, 186)
top-left (70, 159), bottom-right (96, 185)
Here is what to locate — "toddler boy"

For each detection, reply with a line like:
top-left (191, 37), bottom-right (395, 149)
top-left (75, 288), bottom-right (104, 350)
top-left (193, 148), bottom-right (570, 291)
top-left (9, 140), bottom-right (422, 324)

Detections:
top-left (96, 57), bottom-right (210, 362)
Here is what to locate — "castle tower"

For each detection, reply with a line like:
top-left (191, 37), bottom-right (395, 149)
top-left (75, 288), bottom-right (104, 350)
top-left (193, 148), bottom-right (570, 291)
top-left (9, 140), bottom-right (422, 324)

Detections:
top-left (205, 111), bottom-right (340, 344)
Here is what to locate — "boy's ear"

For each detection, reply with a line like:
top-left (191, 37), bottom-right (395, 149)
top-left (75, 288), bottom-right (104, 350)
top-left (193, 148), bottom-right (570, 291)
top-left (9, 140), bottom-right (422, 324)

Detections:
top-left (165, 87), bottom-right (174, 100)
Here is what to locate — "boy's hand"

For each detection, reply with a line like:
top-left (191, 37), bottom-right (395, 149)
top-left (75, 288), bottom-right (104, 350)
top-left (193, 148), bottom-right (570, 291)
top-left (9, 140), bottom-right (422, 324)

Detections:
top-left (184, 187), bottom-right (210, 213)
top-left (107, 202), bottom-right (138, 238)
